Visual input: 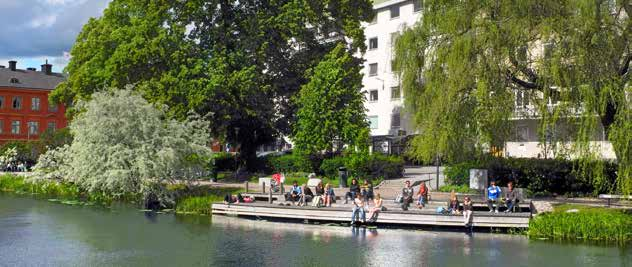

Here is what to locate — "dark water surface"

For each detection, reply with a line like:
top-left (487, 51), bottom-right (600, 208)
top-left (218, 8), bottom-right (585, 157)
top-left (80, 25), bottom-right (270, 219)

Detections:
top-left (0, 194), bottom-right (630, 267)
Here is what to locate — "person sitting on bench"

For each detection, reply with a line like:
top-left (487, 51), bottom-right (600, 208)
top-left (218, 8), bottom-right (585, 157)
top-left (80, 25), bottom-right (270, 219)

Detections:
top-left (367, 193), bottom-right (384, 222)
top-left (298, 184), bottom-right (314, 206)
top-left (416, 181), bottom-right (429, 209)
top-left (350, 194), bottom-right (366, 224)
top-left (447, 190), bottom-right (461, 215)
top-left (345, 178), bottom-right (361, 204)
top-left (285, 181), bottom-right (302, 202)
top-left (324, 183), bottom-right (335, 207)
top-left (312, 182), bottom-right (325, 207)
top-left (487, 180), bottom-right (502, 213)
top-left (361, 179), bottom-right (374, 202)
top-left (401, 180), bottom-right (414, 211)
top-left (504, 181), bottom-right (519, 212)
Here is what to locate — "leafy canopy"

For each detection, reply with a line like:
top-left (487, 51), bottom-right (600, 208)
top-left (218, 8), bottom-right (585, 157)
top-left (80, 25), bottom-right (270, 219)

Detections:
top-left (293, 44), bottom-right (369, 154)
top-left (394, 0), bottom-right (631, 193)
top-left (35, 89), bottom-right (212, 204)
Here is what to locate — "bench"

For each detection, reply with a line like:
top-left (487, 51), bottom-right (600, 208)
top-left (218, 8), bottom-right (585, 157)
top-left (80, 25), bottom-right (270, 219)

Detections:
top-left (598, 194), bottom-right (632, 207)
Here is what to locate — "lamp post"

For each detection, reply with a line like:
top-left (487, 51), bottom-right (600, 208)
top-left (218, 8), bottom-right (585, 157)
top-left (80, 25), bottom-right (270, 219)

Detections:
top-left (234, 127), bottom-right (240, 172)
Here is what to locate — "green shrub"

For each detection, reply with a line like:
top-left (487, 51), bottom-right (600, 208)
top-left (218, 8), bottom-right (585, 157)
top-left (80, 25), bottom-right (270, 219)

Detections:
top-left (320, 153), bottom-right (404, 179)
top-left (444, 162), bottom-right (479, 185)
top-left (175, 187), bottom-right (241, 215)
top-left (214, 152), bottom-right (237, 171)
top-left (438, 184), bottom-right (478, 193)
top-left (267, 154), bottom-right (312, 173)
top-left (528, 204), bottom-right (632, 243)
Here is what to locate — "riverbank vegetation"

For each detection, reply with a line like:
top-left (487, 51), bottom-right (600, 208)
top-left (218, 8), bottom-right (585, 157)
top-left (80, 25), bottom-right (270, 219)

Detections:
top-left (528, 204), bottom-right (632, 244)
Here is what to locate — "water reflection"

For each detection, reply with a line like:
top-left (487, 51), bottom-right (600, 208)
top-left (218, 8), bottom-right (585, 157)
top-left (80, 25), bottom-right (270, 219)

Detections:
top-left (1, 194), bottom-right (630, 267)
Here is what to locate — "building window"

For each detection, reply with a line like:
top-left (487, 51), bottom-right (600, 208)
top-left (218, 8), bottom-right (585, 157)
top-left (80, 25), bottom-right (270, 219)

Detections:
top-left (11, 121), bottom-right (20, 134)
top-left (369, 63), bottom-right (378, 76)
top-left (548, 90), bottom-right (560, 105)
top-left (516, 91), bottom-right (530, 108)
top-left (12, 96), bottom-right (22, 110)
top-left (391, 86), bottom-right (401, 100)
top-left (47, 121), bottom-right (57, 131)
top-left (0, 120), bottom-right (3, 134)
top-left (516, 126), bottom-right (529, 142)
top-left (28, 121), bottom-right (39, 135)
top-left (370, 11), bottom-right (377, 24)
top-left (369, 116), bottom-right (378, 129)
top-left (390, 5), bottom-right (400, 19)
top-left (9, 78), bottom-right (19, 84)
top-left (369, 90), bottom-right (379, 102)
top-left (369, 37), bottom-right (378, 50)
top-left (31, 97), bottom-right (40, 111)
top-left (0, 96), bottom-right (4, 108)
top-left (391, 113), bottom-right (401, 128)
top-left (413, 0), bottom-right (422, 12)
top-left (49, 103), bottom-right (58, 112)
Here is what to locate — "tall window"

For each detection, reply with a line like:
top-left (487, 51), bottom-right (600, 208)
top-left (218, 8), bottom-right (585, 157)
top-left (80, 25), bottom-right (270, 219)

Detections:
top-left (369, 37), bottom-right (378, 50)
top-left (49, 103), bottom-right (58, 112)
top-left (391, 86), bottom-right (401, 100)
top-left (390, 5), bottom-right (400, 19)
top-left (28, 121), bottom-right (39, 135)
top-left (47, 121), bottom-right (57, 131)
top-left (369, 90), bottom-right (379, 102)
top-left (391, 113), bottom-right (401, 128)
top-left (0, 96), bottom-right (4, 108)
top-left (11, 121), bottom-right (20, 134)
top-left (516, 126), bottom-right (529, 142)
top-left (369, 63), bottom-right (378, 76)
top-left (413, 0), bottom-right (422, 12)
top-left (0, 120), bottom-right (3, 134)
top-left (12, 96), bottom-right (22, 110)
top-left (516, 91), bottom-right (530, 108)
top-left (31, 97), bottom-right (40, 111)
top-left (370, 11), bottom-right (378, 24)
top-left (368, 116), bottom-right (378, 129)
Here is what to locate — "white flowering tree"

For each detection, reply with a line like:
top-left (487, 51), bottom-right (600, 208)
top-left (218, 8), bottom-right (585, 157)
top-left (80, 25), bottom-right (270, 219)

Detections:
top-left (34, 89), bottom-right (212, 204)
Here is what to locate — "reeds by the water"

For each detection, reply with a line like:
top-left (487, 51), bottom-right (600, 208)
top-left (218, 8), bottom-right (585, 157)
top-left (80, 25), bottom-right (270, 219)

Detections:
top-left (528, 204), bottom-right (632, 244)
top-left (175, 188), bottom-right (242, 215)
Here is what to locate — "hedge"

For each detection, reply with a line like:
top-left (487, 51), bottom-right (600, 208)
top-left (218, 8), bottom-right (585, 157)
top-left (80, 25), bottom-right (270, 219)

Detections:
top-left (320, 153), bottom-right (404, 179)
top-left (446, 157), bottom-right (618, 197)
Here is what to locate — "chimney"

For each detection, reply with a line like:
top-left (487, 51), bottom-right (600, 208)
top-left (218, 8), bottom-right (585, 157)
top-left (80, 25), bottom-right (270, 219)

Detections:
top-left (9, 60), bottom-right (17, 71)
top-left (0, 65), bottom-right (5, 69)
top-left (41, 59), bottom-right (52, 75)
top-left (27, 67), bottom-right (37, 71)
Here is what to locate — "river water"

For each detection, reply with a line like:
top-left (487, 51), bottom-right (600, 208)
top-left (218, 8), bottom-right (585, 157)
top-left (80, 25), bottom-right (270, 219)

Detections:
top-left (0, 194), bottom-right (630, 267)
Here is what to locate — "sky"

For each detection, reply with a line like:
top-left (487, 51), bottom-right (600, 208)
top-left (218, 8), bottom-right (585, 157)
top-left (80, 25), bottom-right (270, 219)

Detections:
top-left (0, 0), bottom-right (112, 73)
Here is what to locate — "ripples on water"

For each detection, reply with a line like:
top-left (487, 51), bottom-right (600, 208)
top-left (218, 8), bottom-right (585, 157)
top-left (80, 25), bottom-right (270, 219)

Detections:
top-left (0, 194), bottom-right (630, 266)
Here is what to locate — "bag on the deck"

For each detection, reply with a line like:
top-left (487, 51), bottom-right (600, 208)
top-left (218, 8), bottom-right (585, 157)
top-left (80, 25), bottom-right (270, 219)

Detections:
top-left (436, 207), bottom-right (446, 214)
top-left (394, 195), bottom-right (403, 203)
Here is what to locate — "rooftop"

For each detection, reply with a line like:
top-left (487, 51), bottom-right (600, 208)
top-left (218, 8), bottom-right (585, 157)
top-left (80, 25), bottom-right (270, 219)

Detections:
top-left (0, 65), bottom-right (65, 90)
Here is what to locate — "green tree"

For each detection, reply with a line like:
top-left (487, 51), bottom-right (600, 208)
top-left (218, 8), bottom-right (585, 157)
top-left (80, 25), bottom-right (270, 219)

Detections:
top-left (394, 0), bottom-right (631, 193)
top-left (293, 44), bottom-right (369, 154)
top-left (35, 89), bottom-right (212, 205)
top-left (52, 0), bottom-right (374, 171)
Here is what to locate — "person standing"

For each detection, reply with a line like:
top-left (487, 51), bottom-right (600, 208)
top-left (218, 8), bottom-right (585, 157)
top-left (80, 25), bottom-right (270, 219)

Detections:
top-left (463, 196), bottom-right (473, 227)
top-left (487, 181), bottom-right (502, 213)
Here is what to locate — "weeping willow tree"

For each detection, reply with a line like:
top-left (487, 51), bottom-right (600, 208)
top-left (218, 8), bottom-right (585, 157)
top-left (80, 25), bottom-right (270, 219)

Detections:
top-left (394, 0), bottom-right (631, 194)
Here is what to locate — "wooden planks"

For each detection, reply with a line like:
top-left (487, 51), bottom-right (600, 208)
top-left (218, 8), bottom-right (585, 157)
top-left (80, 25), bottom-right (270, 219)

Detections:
top-left (212, 203), bottom-right (530, 228)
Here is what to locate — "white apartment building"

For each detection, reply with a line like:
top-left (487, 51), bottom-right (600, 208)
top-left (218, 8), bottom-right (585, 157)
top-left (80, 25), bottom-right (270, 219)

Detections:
top-left (362, 0), bottom-right (421, 155)
top-left (362, 0), bottom-right (616, 159)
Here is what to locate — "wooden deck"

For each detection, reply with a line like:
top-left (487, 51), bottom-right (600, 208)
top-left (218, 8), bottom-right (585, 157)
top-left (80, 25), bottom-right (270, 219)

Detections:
top-left (212, 203), bottom-right (531, 228)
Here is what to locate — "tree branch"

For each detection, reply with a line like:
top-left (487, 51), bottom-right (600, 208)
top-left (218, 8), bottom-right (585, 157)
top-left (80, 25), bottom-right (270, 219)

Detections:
top-left (619, 53), bottom-right (631, 77)
top-left (506, 70), bottom-right (540, 90)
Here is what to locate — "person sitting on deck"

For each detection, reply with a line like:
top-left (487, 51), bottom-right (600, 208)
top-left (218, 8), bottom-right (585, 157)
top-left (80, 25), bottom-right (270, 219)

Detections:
top-left (462, 196), bottom-right (473, 227)
top-left (361, 179), bottom-right (374, 202)
top-left (224, 193), bottom-right (244, 204)
top-left (351, 194), bottom-right (366, 224)
top-left (504, 181), bottom-right (519, 213)
top-left (345, 178), bottom-right (361, 204)
top-left (416, 181), bottom-right (429, 209)
top-left (487, 180), bottom-right (502, 213)
top-left (298, 184), bottom-right (314, 206)
top-left (324, 183), bottom-right (335, 207)
top-left (312, 182), bottom-right (325, 207)
top-left (367, 193), bottom-right (384, 222)
top-left (447, 190), bottom-right (461, 215)
top-left (401, 180), bottom-right (414, 211)
top-left (285, 181), bottom-right (302, 202)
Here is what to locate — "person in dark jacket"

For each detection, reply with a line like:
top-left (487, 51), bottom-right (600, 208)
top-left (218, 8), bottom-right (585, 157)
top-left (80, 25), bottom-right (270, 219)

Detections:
top-left (361, 179), bottom-right (374, 202)
top-left (504, 181), bottom-right (519, 212)
top-left (447, 190), bottom-right (460, 215)
top-left (401, 180), bottom-right (414, 211)
top-left (298, 184), bottom-right (314, 206)
top-left (462, 196), bottom-right (473, 227)
top-left (345, 179), bottom-right (361, 204)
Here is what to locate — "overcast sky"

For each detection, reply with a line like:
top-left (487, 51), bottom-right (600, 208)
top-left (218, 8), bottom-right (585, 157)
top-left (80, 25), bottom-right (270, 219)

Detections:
top-left (0, 0), bottom-right (111, 72)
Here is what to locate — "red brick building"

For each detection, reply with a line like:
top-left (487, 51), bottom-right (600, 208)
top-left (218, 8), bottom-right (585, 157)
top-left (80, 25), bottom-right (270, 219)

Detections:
top-left (0, 60), bottom-right (67, 143)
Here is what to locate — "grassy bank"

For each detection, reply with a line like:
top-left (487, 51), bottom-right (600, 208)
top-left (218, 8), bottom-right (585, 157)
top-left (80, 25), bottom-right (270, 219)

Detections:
top-left (528, 204), bottom-right (632, 243)
top-left (1, 174), bottom-right (240, 216)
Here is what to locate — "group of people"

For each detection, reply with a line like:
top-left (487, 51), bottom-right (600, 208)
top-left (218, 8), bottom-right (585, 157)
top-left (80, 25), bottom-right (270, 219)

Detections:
top-left (3, 161), bottom-right (28, 172)
top-left (344, 178), bottom-right (374, 204)
top-left (350, 192), bottom-right (384, 224)
top-left (284, 181), bottom-right (336, 207)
